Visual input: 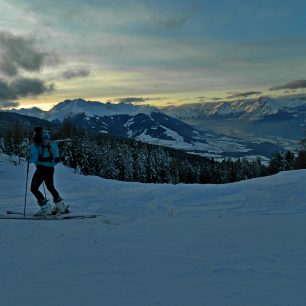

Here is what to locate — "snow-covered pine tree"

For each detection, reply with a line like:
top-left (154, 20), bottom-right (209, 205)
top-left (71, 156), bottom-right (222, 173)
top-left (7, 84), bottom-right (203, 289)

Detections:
top-left (99, 142), bottom-right (119, 180)
top-left (132, 142), bottom-right (148, 183)
top-left (115, 143), bottom-right (134, 181)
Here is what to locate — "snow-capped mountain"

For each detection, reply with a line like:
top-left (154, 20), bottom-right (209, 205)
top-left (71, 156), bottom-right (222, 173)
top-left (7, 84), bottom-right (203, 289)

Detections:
top-left (162, 95), bottom-right (306, 150)
top-left (65, 111), bottom-right (281, 159)
top-left (48, 99), bottom-right (159, 121)
top-left (12, 98), bottom-right (159, 121)
top-left (9, 98), bottom-right (284, 159)
top-left (163, 96), bottom-right (306, 120)
top-left (12, 106), bottom-right (48, 119)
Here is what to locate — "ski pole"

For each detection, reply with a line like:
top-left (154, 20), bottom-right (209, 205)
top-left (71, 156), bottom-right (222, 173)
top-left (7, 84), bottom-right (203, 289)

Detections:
top-left (42, 181), bottom-right (47, 199)
top-left (23, 161), bottom-right (30, 217)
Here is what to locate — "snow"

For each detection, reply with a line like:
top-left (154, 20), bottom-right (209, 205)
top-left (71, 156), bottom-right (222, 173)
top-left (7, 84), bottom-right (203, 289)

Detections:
top-left (133, 126), bottom-right (251, 156)
top-left (46, 99), bottom-right (159, 121)
top-left (9, 99), bottom-right (160, 121)
top-left (163, 95), bottom-right (306, 120)
top-left (1, 155), bottom-right (306, 306)
top-left (162, 126), bottom-right (185, 143)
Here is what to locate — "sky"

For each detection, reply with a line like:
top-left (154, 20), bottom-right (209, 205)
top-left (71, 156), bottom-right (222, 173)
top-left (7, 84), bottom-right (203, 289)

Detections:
top-left (0, 0), bottom-right (306, 110)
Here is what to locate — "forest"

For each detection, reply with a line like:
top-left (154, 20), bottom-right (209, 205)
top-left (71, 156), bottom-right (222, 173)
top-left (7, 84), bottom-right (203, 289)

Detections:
top-left (1, 119), bottom-right (306, 184)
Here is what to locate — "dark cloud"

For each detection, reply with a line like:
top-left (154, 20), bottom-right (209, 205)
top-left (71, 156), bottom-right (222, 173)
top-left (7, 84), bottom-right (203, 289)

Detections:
top-left (0, 31), bottom-right (57, 108)
top-left (0, 101), bottom-right (19, 109)
top-left (0, 78), bottom-right (54, 108)
top-left (0, 61), bottom-right (18, 77)
top-left (210, 97), bottom-right (224, 101)
top-left (0, 79), bottom-right (17, 101)
top-left (116, 96), bottom-right (163, 103)
top-left (270, 80), bottom-right (306, 91)
top-left (226, 91), bottom-right (262, 99)
top-left (0, 31), bottom-right (54, 77)
top-left (116, 97), bottom-right (147, 103)
top-left (10, 77), bottom-right (54, 97)
top-left (62, 67), bottom-right (91, 80)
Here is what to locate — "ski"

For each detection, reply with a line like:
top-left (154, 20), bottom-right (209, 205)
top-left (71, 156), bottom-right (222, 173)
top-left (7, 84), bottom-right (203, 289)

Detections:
top-left (1, 210), bottom-right (97, 220)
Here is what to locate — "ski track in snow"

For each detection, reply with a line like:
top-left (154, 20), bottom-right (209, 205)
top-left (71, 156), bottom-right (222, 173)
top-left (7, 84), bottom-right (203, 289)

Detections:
top-left (1, 155), bottom-right (306, 306)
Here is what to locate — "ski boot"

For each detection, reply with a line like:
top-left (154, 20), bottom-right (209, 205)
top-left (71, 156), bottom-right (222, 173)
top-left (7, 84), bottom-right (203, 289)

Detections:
top-left (35, 199), bottom-right (53, 216)
top-left (52, 197), bottom-right (69, 215)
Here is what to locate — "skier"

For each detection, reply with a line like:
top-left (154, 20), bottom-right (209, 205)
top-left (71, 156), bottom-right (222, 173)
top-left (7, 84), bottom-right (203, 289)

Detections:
top-left (28, 127), bottom-right (67, 216)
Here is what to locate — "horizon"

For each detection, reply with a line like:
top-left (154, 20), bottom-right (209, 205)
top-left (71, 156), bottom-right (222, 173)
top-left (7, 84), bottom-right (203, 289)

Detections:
top-left (11, 92), bottom-right (306, 112)
top-left (1, 0), bottom-right (306, 110)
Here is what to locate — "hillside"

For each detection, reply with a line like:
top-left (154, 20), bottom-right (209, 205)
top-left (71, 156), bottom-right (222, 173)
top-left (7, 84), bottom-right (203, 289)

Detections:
top-left (0, 111), bottom-right (53, 132)
top-left (1, 155), bottom-right (306, 305)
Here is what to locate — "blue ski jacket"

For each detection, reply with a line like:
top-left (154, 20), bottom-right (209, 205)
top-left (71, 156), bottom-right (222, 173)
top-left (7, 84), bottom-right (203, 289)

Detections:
top-left (29, 141), bottom-right (60, 167)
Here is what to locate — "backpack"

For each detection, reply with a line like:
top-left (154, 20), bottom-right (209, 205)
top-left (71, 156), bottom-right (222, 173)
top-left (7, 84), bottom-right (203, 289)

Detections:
top-left (38, 130), bottom-right (57, 163)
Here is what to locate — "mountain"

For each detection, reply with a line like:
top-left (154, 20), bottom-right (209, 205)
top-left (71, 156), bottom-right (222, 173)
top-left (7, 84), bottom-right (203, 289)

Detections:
top-left (162, 96), bottom-right (306, 120)
top-left (12, 98), bottom-right (159, 121)
top-left (11, 106), bottom-right (48, 119)
top-left (9, 98), bottom-right (284, 159)
top-left (65, 112), bottom-right (282, 159)
top-left (0, 111), bottom-right (54, 133)
top-left (162, 96), bottom-right (306, 149)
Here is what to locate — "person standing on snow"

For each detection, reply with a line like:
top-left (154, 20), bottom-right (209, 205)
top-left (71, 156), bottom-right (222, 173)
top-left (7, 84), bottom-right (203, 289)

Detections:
top-left (28, 127), bottom-right (68, 216)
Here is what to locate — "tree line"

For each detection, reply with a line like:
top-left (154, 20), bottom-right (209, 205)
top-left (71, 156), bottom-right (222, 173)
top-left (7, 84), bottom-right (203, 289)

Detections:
top-left (1, 119), bottom-right (306, 184)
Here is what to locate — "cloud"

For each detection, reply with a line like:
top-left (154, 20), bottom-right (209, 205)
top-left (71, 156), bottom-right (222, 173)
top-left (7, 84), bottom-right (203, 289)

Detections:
top-left (116, 97), bottom-right (147, 104)
top-left (0, 77), bottom-right (55, 108)
top-left (226, 91), bottom-right (262, 99)
top-left (150, 14), bottom-right (190, 30)
top-left (0, 31), bottom-right (58, 108)
top-left (62, 67), bottom-right (91, 80)
top-left (0, 79), bottom-right (17, 101)
top-left (269, 80), bottom-right (306, 91)
top-left (148, 2), bottom-right (199, 30)
top-left (0, 101), bottom-right (19, 108)
top-left (10, 77), bottom-right (54, 97)
top-left (0, 61), bottom-right (18, 77)
top-left (115, 96), bottom-right (165, 103)
top-left (0, 31), bottom-right (55, 77)
top-left (209, 97), bottom-right (224, 101)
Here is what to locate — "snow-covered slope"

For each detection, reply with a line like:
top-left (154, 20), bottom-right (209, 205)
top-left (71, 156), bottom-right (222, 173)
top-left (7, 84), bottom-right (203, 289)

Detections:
top-left (66, 111), bottom-right (282, 159)
top-left (1, 155), bottom-right (306, 306)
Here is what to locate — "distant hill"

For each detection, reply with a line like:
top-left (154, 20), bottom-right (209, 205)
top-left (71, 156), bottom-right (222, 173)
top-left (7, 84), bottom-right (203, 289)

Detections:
top-left (0, 111), bottom-right (54, 135)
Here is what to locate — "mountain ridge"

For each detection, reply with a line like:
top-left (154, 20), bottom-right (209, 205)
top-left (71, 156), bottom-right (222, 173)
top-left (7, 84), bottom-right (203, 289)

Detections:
top-left (8, 98), bottom-right (285, 159)
top-left (11, 98), bottom-right (160, 121)
top-left (162, 96), bottom-right (306, 120)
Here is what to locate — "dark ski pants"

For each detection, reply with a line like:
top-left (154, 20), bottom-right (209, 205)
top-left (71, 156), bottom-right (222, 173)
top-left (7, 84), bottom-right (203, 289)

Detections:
top-left (31, 165), bottom-right (60, 203)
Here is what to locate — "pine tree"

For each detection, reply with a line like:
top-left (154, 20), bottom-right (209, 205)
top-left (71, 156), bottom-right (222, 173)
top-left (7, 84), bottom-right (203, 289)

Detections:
top-left (268, 152), bottom-right (285, 174)
top-left (294, 150), bottom-right (306, 169)
top-left (133, 143), bottom-right (148, 183)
